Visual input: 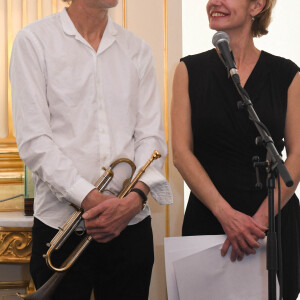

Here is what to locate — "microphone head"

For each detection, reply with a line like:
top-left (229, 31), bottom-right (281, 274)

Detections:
top-left (212, 31), bottom-right (230, 47)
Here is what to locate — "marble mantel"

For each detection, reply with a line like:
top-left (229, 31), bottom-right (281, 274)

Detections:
top-left (0, 212), bottom-right (33, 228)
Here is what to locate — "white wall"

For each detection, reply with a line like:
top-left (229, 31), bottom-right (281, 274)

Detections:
top-left (182, 0), bottom-right (300, 207)
top-left (182, 0), bottom-right (300, 64)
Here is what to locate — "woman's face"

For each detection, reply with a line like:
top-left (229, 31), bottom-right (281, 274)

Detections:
top-left (206, 0), bottom-right (255, 33)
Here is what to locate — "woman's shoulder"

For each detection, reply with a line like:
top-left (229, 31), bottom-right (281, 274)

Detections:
top-left (180, 49), bottom-right (216, 66)
top-left (261, 51), bottom-right (299, 87)
top-left (261, 51), bottom-right (299, 73)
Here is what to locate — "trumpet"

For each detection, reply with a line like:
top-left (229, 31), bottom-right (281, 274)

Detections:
top-left (18, 150), bottom-right (161, 300)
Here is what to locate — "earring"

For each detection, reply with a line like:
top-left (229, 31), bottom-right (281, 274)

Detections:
top-left (251, 16), bottom-right (255, 21)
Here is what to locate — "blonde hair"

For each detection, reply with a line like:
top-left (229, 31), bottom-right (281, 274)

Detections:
top-left (251, 0), bottom-right (277, 37)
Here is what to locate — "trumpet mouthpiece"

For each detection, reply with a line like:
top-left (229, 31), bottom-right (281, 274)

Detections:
top-left (153, 150), bottom-right (161, 160)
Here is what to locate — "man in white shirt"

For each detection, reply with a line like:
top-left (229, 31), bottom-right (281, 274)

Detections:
top-left (10, 0), bottom-right (172, 299)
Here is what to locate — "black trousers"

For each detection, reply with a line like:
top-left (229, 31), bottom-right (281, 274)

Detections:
top-left (30, 216), bottom-right (154, 300)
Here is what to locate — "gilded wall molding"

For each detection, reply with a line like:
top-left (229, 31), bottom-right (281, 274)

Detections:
top-left (0, 280), bottom-right (34, 299)
top-left (1, 0), bottom-right (66, 183)
top-left (1, 0), bottom-right (24, 183)
top-left (163, 0), bottom-right (170, 237)
top-left (0, 280), bottom-right (29, 290)
top-left (122, 0), bottom-right (126, 28)
top-left (0, 145), bottom-right (24, 184)
top-left (0, 227), bottom-right (32, 263)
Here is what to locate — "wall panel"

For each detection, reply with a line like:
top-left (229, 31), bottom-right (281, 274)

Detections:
top-left (119, 1), bottom-right (183, 299)
top-left (0, 0), bottom-right (7, 138)
top-left (0, 0), bottom-right (66, 182)
top-left (126, 2), bottom-right (167, 299)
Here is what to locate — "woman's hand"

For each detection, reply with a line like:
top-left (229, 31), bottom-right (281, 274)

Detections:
top-left (218, 207), bottom-right (267, 261)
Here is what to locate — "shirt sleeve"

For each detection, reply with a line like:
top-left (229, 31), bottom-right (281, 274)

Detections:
top-left (9, 29), bottom-right (95, 207)
top-left (133, 41), bottom-right (173, 205)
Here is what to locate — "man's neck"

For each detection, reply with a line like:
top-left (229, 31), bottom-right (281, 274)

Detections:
top-left (67, 0), bottom-right (109, 51)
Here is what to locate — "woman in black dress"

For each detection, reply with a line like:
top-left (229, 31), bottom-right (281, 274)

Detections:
top-left (171, 0), bottom-right (300, 299)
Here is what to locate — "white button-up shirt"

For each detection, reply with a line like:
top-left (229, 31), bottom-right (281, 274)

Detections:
top-left (10, 8), bottom-right (172, 229)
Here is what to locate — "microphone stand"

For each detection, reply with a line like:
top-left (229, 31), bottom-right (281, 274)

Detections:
top-left (229, 74), bottom-right (293, 300)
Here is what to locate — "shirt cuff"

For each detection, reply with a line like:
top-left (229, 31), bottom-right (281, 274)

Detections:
top-left (66, 177), bottom-right (96, 207)
top-left (138, 166), bottom-right (173, 205)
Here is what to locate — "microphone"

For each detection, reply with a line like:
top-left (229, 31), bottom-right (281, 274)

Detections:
top-left (212, 31), bottom-right (240, 83)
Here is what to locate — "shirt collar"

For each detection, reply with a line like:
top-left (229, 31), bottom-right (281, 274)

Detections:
top-left (60, 7), bottom-right (118, 53)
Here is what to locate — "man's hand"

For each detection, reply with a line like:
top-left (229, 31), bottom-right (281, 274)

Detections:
top-left (82, 191), bottom-right (143, 243)
top-left (81, 188), bottom-right (114, 211)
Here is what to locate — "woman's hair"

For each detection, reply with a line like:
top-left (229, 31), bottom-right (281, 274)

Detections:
top-left (251, 0), bottom-right (277, 37)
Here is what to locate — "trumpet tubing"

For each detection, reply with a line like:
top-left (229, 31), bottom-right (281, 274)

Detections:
top-left (18, 150), bottom-right (161, 300)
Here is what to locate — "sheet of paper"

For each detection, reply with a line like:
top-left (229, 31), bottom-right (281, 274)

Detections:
top-left (164, 235), bottom-right (226, 300)
top-left (165, 236), bottom-right (279, 300)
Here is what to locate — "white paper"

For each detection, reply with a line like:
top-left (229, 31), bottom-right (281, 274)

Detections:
top-left (164, 235), bottom-right (279, 300)
top-left (164, 235), bottom-right (226, 300)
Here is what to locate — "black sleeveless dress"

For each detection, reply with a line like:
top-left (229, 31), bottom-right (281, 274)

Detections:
top-left (181, 49), bottom-right (300, 300)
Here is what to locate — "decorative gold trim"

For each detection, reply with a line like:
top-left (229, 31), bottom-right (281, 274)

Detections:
top-left (0, 280), bottom-right (29, 290)
top-left (0, 227), bottom-right (32, 263)
top-left (0, 280), bottom-right (34, 300)
top-left (122, 0), bottom-right (127, 29)
top-left (0, 227), bottom-right (32, 232)
top-left (52, 0), bottom-right (57, 14)
top-left (22, 0), bottom-right (28, 28)
top-left (163, 0), bottom-right (170, 237)
top-left (0, 144), bottom-right (24, 184)
top-left (1, 0), bottom-right (23, 183)
top-left (37, 0), bottom-right (42, 19)
top-left (7, 0), bottom-right (13, 139)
